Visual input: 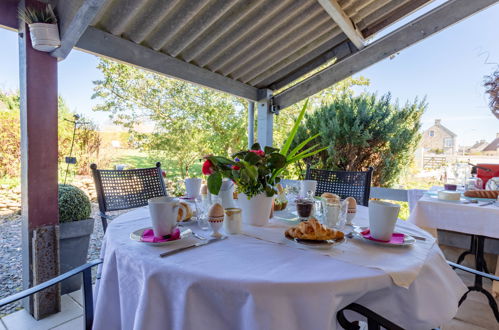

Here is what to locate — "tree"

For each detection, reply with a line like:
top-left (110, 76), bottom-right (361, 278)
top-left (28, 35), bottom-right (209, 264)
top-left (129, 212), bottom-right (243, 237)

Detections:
top-left (293, 93), bottom-right (426, 186)
top-left (0, 90), bottom-right (100, 179)
top-left (484, 67), bottom-right (499, 119)
top-left (92, 59), bottom-right (247, 178)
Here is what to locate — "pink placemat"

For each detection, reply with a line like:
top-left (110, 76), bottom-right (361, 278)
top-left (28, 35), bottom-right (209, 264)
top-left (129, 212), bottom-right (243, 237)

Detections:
top-left (141, 228), bottom-right (180, 243)
top-left (361, 229), bottom-right (405, 244)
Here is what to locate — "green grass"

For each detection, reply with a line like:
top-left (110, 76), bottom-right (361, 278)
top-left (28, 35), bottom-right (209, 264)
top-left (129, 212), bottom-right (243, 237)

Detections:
top-left (0, 176), bottom-right (19, 189)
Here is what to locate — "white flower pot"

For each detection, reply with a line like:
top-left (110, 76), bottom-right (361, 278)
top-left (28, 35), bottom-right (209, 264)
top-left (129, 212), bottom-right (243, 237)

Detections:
top-left (238, 192), bottom-right (273, 226)
top-left (29, 23), bottom-right (60, 52)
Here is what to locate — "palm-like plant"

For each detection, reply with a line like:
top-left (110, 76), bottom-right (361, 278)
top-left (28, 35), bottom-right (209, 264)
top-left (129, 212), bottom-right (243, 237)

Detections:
top-left (203, 99), bottom-right (326, 198)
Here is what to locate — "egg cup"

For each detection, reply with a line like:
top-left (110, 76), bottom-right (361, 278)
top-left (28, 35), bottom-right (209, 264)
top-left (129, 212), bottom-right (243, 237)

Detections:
top-left (208, 217), bottom-right (224, 238)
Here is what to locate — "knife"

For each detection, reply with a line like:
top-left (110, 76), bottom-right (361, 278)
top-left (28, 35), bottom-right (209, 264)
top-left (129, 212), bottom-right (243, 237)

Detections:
top-left (159, 236), bottom-right (227, 258)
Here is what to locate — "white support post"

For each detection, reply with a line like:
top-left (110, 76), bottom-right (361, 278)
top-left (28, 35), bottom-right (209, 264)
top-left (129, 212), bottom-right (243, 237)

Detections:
top-left (247, 101), bottom-right (255, 148)
top-left (257, 90), bottom-right (273, 148)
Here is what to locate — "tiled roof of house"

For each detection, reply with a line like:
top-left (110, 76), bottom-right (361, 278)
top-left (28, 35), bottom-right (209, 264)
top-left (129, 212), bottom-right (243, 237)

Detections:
top-left (482, 137), bottom-right (499, 152)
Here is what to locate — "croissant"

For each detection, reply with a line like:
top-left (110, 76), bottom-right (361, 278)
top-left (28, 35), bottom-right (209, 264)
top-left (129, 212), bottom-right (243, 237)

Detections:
top-left (177, 202), bottom-right (193, 221)
top-left (285, 218), bottom-right (344, 241)
top-left (464, 190), bottom-right (499, 199)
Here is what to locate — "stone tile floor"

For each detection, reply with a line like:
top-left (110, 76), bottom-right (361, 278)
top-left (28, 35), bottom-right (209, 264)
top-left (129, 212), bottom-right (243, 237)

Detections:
top-left (0, 272), bottom-right (497, 330)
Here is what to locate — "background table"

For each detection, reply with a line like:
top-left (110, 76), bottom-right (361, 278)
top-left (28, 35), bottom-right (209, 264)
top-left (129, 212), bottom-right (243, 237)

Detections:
top-left (409, 194), bottom-right (499, 313)
top-left (93, 206), bottom-right (466, 330)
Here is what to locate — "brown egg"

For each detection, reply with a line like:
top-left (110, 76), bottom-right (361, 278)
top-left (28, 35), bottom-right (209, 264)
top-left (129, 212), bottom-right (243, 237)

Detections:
top-left (201, 184), bottom-right (208, 195)
top-left (208, 203), bottom-right (224, 219)
top-left (345, 197), bottom-right (357, 210)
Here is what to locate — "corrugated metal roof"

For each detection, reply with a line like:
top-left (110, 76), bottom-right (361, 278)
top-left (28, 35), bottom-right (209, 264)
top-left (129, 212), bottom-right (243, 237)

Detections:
top-left (88, 0), bottom-right (433, 90)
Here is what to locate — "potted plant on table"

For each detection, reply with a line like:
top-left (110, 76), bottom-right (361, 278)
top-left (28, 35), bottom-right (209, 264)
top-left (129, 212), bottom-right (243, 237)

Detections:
top-left (58, 184), bottom-right (94, 294)
top-left (203, 100), bottom-right (326, 226)
top-left (18, 5), bottom-right (60, 52)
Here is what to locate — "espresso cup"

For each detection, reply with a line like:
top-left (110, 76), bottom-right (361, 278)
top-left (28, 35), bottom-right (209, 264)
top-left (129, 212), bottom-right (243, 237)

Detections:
top-left (368, 201), bottom-right (400, 241)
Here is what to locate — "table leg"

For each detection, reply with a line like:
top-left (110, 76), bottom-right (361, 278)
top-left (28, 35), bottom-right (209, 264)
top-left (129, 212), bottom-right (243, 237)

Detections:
top-left (494, 257), bottom-right (499, 298)
top-left (457, 236), bottom-right (499, 322)
top-left (456, 235), bottom-right (475, 265)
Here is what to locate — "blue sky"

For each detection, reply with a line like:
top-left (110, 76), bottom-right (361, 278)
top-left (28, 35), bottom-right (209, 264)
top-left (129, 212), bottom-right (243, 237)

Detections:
top-left (1, 2), bottom-right (498, 146)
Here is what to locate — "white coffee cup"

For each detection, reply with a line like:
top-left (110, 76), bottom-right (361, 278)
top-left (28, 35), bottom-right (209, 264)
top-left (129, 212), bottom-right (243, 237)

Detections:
top-left (185, 178), bottom-right (202, 198)
top-left (368, 201), bottom-right (400, 241)
top-left (299, 180), bottom-right (318, 196)
top-left (148, 196), bottom-right (180, 237)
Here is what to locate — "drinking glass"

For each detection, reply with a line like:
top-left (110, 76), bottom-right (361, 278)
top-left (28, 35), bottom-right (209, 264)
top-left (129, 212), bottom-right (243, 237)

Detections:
top-left (196, 198), bottom-right (210, 231)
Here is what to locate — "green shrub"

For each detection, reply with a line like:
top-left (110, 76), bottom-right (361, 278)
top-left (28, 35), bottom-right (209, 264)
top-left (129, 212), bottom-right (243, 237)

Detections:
top-left (58, 184), bottom-right (91, 223)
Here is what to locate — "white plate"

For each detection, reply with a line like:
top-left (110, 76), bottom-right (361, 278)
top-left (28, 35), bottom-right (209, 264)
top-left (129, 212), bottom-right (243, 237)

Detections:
top-left (285, 235), bottom-right (346, 249)
top-left (130, 228), bottom-right (190, 246)
top-left (352, 227), bottom-right (415, 247)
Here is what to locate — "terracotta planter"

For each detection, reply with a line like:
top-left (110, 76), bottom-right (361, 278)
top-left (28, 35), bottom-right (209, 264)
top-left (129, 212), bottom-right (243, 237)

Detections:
top-left (238, 192), bottom-right (273, 226)
top-left (28, 23), bottom-right (60, 52)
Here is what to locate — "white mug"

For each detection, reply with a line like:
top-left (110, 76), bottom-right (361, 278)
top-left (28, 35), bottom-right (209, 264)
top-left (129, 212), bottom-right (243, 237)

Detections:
top-left (368, 201), bottom-right (400, 241)
top-left (299, 180), bottom-right (318, 197)
top-left (185, 178), bottom-right (202, 198)
top-left (148, 196), bottom-right (180, 237)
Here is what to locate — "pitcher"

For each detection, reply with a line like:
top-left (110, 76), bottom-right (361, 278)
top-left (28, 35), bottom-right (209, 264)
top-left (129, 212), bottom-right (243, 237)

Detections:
top-left (148, 196), bottom-right (180, 237)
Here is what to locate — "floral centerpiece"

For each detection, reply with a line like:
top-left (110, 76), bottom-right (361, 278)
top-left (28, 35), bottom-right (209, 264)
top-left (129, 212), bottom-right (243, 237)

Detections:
top-left (202, 100), bottom-right (326, 226)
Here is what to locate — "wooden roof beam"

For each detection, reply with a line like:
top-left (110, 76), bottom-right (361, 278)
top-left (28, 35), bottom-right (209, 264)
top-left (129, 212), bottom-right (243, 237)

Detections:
top-left (274, 0), bottom-right (499, 110)
top-left (75, 27), bottom-right (259, 101)
top-left (51, 0), bottom-right (109, 60)
top-left (317, 0), bottom-right (365, 50)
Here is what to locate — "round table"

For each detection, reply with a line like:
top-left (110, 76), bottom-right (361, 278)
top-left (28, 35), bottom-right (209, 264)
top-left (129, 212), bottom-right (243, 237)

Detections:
top-left (93, 206), bottom-right (466, 330)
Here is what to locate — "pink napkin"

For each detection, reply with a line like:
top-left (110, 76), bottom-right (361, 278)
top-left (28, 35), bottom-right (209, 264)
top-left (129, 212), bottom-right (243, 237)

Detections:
top-left (141, 228), bottom-right (180, 243)
top-left (361, 229), bottom-right (405, 244)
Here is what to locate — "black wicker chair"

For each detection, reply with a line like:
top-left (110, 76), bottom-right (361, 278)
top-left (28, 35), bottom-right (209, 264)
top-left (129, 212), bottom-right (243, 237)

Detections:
top-left (90, 162), bottom-right (167, 232)
top-left (305, 166), bottom-right (373, 206)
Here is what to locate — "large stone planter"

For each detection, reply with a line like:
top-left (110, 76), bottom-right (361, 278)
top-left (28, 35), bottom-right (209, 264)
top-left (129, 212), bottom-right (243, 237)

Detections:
top-left (59, 218), bottom-right (94, 294)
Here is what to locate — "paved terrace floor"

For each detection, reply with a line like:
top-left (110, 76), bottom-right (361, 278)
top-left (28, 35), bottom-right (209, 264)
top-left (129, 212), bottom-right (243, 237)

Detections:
top-left (0, 269), bottom-right (497, 329)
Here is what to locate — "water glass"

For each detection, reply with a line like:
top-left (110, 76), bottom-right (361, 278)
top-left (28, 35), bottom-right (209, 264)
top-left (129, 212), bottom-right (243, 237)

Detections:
top-left (196, 198), bottom-right (210, 231)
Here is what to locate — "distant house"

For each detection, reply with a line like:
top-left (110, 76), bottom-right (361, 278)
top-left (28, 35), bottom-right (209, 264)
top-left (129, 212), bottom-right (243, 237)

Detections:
top-left (421, 119), bottom-right (457, 154)
top-left (467, 140), bottom-right (489, 154)
top-left (482, 133), bottom-right (499, 156)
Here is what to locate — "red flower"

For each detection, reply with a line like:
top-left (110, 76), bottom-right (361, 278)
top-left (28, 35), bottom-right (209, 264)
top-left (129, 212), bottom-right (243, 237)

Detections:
top-left (161, 170), bottom-right (167, 178)
top-left (202, 159), bottom-right (215, 175)
top-left (231, 165), bottom-right (240, 170)
top-left (249, 149), bottom-right (265, 156)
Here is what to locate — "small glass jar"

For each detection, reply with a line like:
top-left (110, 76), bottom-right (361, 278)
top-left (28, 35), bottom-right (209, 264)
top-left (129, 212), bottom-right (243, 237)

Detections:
top-left (224, 208), bottom-right (242, 234)
top-left (295, 191), bottom-right (315, 221)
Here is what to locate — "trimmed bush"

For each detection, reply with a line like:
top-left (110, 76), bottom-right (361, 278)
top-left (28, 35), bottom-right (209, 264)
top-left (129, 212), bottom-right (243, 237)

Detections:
top-left (58, 184), bottom-right (91, 223)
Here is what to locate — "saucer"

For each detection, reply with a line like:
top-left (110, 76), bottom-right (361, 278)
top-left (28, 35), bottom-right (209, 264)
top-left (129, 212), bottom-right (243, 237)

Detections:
top-left (352, 227), bottom-right (415, 247)
top-left (130, 228), bottom-right (190, 246)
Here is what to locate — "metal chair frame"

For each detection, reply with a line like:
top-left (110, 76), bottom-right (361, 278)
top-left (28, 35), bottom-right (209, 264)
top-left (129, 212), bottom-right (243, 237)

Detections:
top-left (0, 259), bottom-right (102, 330)
top-left (305, 165), bottom-right (373, 206)
top-left (91, 162), bottom-right (167, 232)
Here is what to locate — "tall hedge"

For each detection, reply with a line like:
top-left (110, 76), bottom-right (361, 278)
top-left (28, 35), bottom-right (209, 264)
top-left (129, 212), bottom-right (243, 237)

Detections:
top-left (294, 93), bottom-right (426, 186)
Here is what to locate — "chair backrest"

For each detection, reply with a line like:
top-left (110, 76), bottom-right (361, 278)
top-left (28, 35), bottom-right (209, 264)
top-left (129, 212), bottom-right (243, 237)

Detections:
top-left (91, 162), bottom-right (167, 213)
top-left (305, 166), bottom-right (373, 206)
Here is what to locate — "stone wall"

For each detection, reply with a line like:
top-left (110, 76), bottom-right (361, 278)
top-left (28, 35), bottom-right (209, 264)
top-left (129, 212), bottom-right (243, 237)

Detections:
top-left (0, 176), bottom-right (97, 217)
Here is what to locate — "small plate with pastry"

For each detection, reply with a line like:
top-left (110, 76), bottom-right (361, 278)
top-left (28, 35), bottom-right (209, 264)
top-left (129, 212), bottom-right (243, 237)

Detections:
top-left (284, 218), bottom-right (345, 249)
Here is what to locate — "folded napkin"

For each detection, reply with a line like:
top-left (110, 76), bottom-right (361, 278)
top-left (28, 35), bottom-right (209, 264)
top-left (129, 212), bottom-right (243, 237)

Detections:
top-left (361, 229), bottom-right (404, 244)
top-left (141, 228), bottom-right (180, 243)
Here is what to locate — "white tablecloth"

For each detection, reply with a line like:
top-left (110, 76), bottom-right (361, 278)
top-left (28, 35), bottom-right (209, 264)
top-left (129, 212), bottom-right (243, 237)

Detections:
top-left (409, 194), bottom-right (499, 239)
top-left (93, 207), bottom-right (466, 330)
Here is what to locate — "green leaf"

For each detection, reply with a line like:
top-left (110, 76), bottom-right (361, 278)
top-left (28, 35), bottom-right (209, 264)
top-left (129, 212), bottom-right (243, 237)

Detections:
top-left (288, 133), bottom-right (321, 159)
top-left (207, 172), bottom-right (222, 195)
top-left (280, 98), bottom-right (309, 156)
top-left (264, 146), bottom-right (279, 154)
top-left (250, 142), bottom-right (261, 150)
top-left (292, 144), bottom-right (321, 160)
top-left (289, 146), bottom-right (328, 163)
top-left (265, 185), bottom-right (275, 197)
top-left (245, 165), bottom-right (258, 180)
top-left (244, 151), bottom-right (260, 164)
top-left (268, 152), bottom-right (287, 169)
top-left (210, 156), bottom-right (235, 166)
